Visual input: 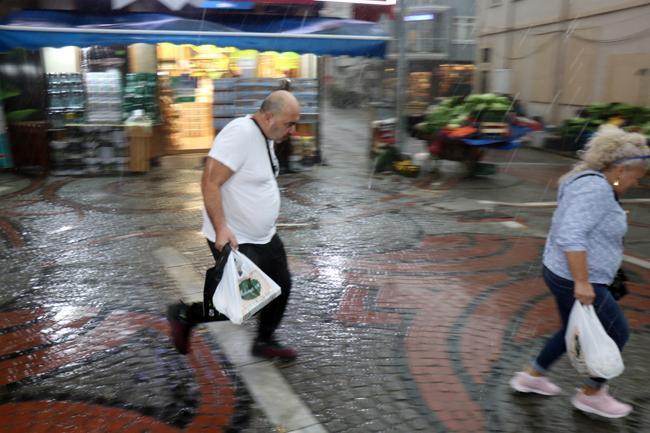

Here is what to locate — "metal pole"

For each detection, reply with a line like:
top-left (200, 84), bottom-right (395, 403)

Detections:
top-left (395, 0), bottom-right (408, 154)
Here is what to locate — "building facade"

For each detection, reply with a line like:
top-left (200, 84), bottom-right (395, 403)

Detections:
top-left (386, 0), bottom-right (476, 64)
top-left (475, 0), bottom-right (650, 123)
top-left (380, 0), bottom-right (477, 112)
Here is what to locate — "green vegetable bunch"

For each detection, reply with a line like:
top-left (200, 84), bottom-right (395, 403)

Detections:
top-left (420, 94), bottom-right (514, 135)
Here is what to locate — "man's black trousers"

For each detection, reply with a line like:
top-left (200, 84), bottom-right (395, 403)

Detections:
top-left (187, 233), bottom-right (292, 343)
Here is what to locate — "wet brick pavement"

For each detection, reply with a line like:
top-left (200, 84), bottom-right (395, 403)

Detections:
top-left (0, 105), bottom-right (649, 432)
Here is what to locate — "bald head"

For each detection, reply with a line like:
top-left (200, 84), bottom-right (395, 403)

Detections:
top-left (260, 90), bottom-right (300, 116)
top-left (255, 90), bottom-right (301, 142)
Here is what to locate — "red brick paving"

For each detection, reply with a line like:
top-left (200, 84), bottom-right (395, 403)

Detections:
top-left (0, 218), bottom-right (24, 248)
top-left (0, 308), bottom-right (237, 432)
top-left (0, 401), bottom-right (179, 433)
top-left (334, 233), bottom-right (650, 433)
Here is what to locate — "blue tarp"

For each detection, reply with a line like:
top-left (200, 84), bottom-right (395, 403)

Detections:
top-left (0, 10), bottom-right (388, 57)
top-left (460, 125), bottom-right (538, 150)
top-left (462, 138), bottom-right (506, 147)
top-left (461, 137), bottom-right (520, 150)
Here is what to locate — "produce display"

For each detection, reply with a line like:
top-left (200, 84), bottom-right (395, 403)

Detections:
top-left (408, 93), bottom-right (541, 176)
top-left (417, 94), bottom-right (512, 136)
top-left (393, 159), bottom-right (420, 177)
top-left (560, 102), bottom-right (650, 143)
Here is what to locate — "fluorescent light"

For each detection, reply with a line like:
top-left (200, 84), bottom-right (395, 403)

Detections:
top-left (198, 0), bottom-right (255, 8)
top-left (405, 13), bottom-right (434, 22)
top-left (316, 0), bottom-right (396, 5)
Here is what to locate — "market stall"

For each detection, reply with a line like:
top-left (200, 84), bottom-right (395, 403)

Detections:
top-left (154, 43), bottom-right (318, 157)
top-left (413, 94), bottom-right (542, 176)
top-left (0, 10), bottom-right (389, 174)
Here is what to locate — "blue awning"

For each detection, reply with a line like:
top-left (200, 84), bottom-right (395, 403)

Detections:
top-left (0, 10), bottom-right (389, 57)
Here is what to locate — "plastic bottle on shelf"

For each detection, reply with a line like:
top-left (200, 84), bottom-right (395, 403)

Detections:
top-left (125, 109), bottom-right (152, 136)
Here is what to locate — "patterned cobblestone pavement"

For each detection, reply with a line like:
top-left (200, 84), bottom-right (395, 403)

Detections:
top-left (0, 105), bottom-right (649, 432)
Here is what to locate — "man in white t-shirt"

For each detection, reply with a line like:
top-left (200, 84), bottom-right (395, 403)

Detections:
top-left (168, 90), bottom-right (300, 361)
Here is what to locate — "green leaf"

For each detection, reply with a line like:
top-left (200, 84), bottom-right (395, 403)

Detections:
top-left (5, 109), bottom-right (38, 122)
top-left (0, 87), bottom-right (21, 100)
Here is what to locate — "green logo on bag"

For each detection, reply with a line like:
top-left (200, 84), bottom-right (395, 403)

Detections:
top-left (239, 278), bottom-right (262, 300)
top-left (575, 334), bottom-right (581, 358)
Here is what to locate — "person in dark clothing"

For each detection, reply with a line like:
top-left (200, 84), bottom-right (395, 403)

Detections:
top-left (274, 78), bottom-right (295, 174)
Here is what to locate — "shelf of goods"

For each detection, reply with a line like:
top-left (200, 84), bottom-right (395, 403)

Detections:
top-left (123, 73), bottom-right (158, 121)
top-left (85, 70), bottom-right (123, 123)
top-left (210, 77), bottom-right (320, 165)
top-left (289, 79), bottom-right (319, 165)
top-left (212, 77), bottom-right (319, 128)
top-left (234, 78), bottom-right (279, 117)
top-left (407, 72), bottom-right (431, 116)
top-left (49, 124), bottom-right (129, 176)
top-left (291, 79), bottom-right (319, 124)
top-left (212, 78), bottom-right (238, 132)
top-left (289, 78), bottom-right (320, 166)
top-left (46, 73), bottom-right (85, 128)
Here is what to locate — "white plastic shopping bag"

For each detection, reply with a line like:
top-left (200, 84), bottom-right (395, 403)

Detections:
top-left (565, 300), bottom-right (624, 379)
top-left (213, 250), bottom-right (281, 325)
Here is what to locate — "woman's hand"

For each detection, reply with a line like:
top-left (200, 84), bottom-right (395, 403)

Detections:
top-left (565, 251), bottom-right (595, 304)
top-left (574, 280), bottom-right (595, 305)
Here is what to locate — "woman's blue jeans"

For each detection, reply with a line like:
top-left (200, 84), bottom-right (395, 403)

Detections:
top-left (533, 266), bottom-right (629, 387)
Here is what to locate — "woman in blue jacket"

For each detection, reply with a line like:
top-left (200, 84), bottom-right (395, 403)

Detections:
top-left (510, 124), bottom-right (649, 418)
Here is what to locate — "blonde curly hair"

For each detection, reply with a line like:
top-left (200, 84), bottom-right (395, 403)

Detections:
top-left (560, 124), bottom-right (650, 183)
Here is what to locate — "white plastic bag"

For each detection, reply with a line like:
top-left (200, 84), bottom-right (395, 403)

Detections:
top-left (213, 250), bottom-right (281, 325)
top-left (565, 300), bottom-right (624, 379)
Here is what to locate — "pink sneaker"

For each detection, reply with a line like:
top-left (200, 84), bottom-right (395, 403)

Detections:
top-left (571, 386), bottom-right (632, 418)
top-left (509, 371), bottom-right (562, 396)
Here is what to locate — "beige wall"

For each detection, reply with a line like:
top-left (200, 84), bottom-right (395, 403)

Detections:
top-left (482, 0), bottom-right (650, 31)
top-left (510, 0), bottom-right (566, 28)
top-left (604, 53), bottom-right (650, 105)
top-left (478, 2), bottom-right (509, 33)
top-left (569, 0), bottom-right (650, 18)
top-left (475, 0), bottom-right (650, 122)
top-left (512, 33), bottom-right (558, 103)
top-left (559, 31), bottom-right (599, 106)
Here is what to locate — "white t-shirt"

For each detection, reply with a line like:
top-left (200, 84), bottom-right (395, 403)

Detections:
top-left (202, 116), bottom-right (280, 245)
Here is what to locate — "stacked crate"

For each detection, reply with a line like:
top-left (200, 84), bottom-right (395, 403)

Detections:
top-left (169, 102), bottom-right (213, 150)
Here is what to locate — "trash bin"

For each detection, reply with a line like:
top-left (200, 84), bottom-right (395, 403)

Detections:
top-left (7, 121), bottom-right (49, 170)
